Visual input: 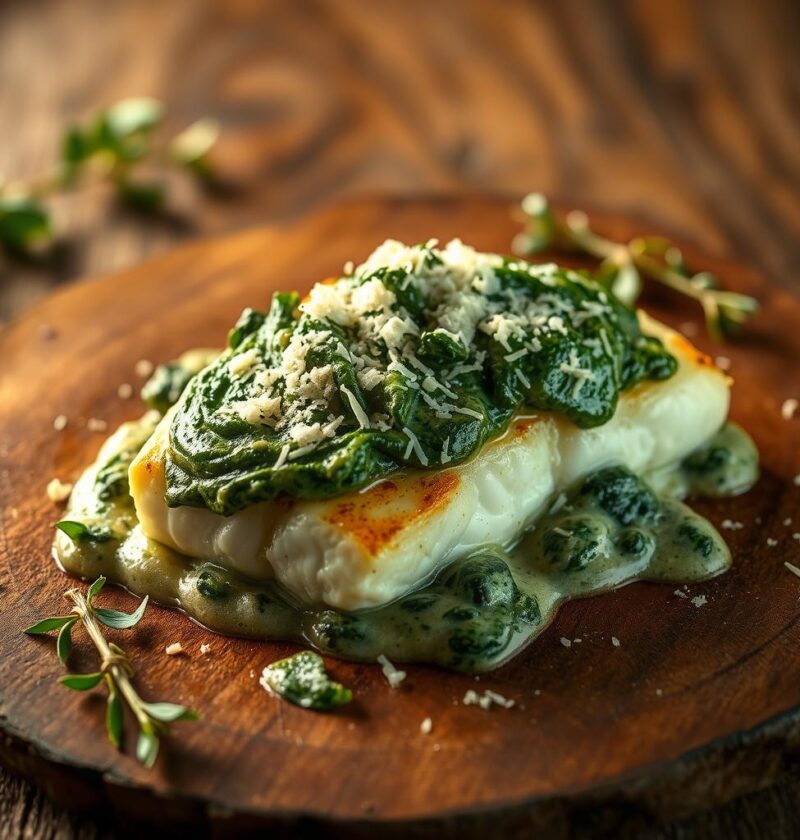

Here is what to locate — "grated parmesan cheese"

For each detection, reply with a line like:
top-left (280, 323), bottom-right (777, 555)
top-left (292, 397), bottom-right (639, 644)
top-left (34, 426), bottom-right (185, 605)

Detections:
top-left (46, 478), bottom-right (73, 503)
top-left (782, 398), bottom-right (798, 420)
top-left (463, 689), bottom-right (515, 710)
top-left (377, 654), bottom-right (406, 688)
top-left (402, 426), bottom-right (429, 466)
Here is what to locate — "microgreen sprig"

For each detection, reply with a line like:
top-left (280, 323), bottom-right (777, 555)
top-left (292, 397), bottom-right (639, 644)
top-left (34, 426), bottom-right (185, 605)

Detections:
top-left (0, 97), bottom-right (220, 255)
top-left (24, 576), bottom-right (198, 768)
top-left (513, 193), bottom-right (759, 340)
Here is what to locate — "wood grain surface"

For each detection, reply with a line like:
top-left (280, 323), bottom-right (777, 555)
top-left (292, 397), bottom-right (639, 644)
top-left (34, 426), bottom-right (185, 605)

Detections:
top-left (1, 1), bottom-right (799, 836)
top-left (1, 196), bottom-right (799, 838)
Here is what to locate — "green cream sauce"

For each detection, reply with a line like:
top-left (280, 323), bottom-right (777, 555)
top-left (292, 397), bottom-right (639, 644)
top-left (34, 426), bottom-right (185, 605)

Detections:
top-left (54, 419), bottom-right (758, 673)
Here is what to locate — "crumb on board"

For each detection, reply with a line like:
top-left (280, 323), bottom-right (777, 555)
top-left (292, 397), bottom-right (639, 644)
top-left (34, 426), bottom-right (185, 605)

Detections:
top-left (715, 356), bottom-right (731, 371)
top-left (377, 654), bottom-right (406, 688)
top-left (463, 689), bottom-right (515, 710)
top-left (165, 642), bottom-right (184, 656)
top-left (674, 589), bottom-right (688, 599)
top-left (782, 398), bottom-right (798, 420)
top-left (199, 643), bottom-right (212, 655)
top-left (721, 519), bottom-right (744, 530)
top-left (118, 383), bottom-right (134, 399)
top-left (784, 518), bottom-right (793, 526)
top-left (793, 475), bottom-right (800, 487)
top-left (559, 637), bottom-right (571, 648)
top-left (420, 717), bottom-right (433, 735)
top-left (53, 414), bottom-right (67, 431)
top-left (767, 538), bottom-right (778, 547)
top-left (691, 595), bottom-right (708, 608)
top-left (785, 562), bottom-right (800, 580)
top-left (135, 359), bottom-right (154, 377)
top-left (612, 636), bottom-right (621, 647)
top-left (87, 418), bottom-right (108, 432)
top-left (46, 478), bottom-right (73, 503)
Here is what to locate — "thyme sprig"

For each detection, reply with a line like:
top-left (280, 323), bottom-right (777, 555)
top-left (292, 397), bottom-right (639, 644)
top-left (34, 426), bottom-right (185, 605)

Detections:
top-left (0, 97), bottom-right (220, 255)
top-left (513, 193), bottom-right (759, 340)
top-left (24, 576), bottom-right (198, 768)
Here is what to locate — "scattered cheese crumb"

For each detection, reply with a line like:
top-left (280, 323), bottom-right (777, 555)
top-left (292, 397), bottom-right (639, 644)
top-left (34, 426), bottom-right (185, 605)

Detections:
top-left (691, 595), bottom-right (707, 608)
top-left (674, 589), bottom-right (688, 599)
top-left (377, 654), bottom-right (406, 688)
top-left (53, 414), bottom-right (67, 431)
top-left (793, 533), bottom-right (800, 542)
top-left (135, 359), bottom-right (154, 377)
top-left (767, 538), bottom-right (779, 547)
top-left (87, 418), bottom-right (107, 432)
top-left (165, 642), bottom-right (184, 656)
top-left (559, 637), bottom-right (572, 648)
top-left (785, 562), bottom-right (800, 580)
top-left (46, 478), bottom-right (73, 502)
top-left (715, 356), bottom-right (731, 371)
top-left (721, 519), bottom-right (744, 531)
top-left (784, 518), bottom-right (793, 526)
top-left (420, 717), bottom-right (433, 734)
top-left (117, 383), bottom-right (133, 399)
top-left (655, 688), bottom-right (663, 697)
top-left (463, 689), bottom-right (515, 710)
top-left (794, 475), bottom-right (800, 487)
top-left (611, 636), bottom-right (621, 648)
top-left (199, 643), bottom-right (211, 655)
top-left (782, 398), bottom-right (798, 420)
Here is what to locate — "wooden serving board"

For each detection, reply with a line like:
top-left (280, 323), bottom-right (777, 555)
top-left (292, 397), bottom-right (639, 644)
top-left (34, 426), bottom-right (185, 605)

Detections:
top-left (1, 196), bottom-right (800, 837)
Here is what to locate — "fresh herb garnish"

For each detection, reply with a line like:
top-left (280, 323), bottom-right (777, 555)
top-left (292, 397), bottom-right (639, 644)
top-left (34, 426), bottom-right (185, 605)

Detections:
top-left (514, 193), bottom-right (759, 340)
top-left (55, 520), bottom-right (112, 543)
top-left (260, 651), bottom-right (352, 710)
top-left (23, 577), bottom-right (198, 768)
top-left (0, 97), bottom-right (219, 255)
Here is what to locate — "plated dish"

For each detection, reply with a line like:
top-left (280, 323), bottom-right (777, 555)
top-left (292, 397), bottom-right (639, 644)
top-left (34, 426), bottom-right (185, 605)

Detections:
top-left (53, 238), bottom-right (758, 673)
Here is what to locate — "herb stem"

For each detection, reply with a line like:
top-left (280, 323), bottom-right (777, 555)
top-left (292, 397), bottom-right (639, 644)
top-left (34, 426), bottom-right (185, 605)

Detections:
top-left (516, 194), bottom-right (759, 340)
top-left (66, 588), bottom-right (151, 733)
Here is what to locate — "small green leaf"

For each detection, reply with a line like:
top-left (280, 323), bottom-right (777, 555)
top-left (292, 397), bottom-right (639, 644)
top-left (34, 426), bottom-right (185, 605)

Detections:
top-left (142, 702), bottom-right (200, 723)
top-left (60, 672), bottom-right (103, 691)
top-left (87, 577), bottom-right (106, 604)
top-left (105, 676), bottom-right (123, 749)
top-left (106, 97), bottom-right (163, 139)
top-left (56, 520), bottom-right (89, 540)
top-left (94, 595), bottom-right (149, 629)
top-left (56, 520), bottom-right (112, 543)
top-left (169, 118), bottom-right (219, 177)
top-left (23, 615), bottom-right (75, 635)
top-left (56, 619), bottom-right (77, 664)
top-left (60, 127), bottom-right (94, 184)
top-left (136, 727), bottom-right (160, 769)
top-left (116, 180), bottom-right (166, 213)
top-left (0, 197), bottom-right (51, 253)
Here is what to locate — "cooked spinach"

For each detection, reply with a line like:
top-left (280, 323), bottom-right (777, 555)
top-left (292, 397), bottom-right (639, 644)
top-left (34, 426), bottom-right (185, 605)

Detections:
top-left (166, 247), bottom-right (676, 514)
top-left (261, 651), bottom-right (352, 710)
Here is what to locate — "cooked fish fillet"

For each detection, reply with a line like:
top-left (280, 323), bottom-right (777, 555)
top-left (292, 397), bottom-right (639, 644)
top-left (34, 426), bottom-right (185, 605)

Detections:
top-left (129, 317), bottom-right (729, 610)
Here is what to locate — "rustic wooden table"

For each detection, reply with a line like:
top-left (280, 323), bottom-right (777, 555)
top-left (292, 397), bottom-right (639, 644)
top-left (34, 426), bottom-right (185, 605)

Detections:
top-left (1, 0), bottom-right (799, 836)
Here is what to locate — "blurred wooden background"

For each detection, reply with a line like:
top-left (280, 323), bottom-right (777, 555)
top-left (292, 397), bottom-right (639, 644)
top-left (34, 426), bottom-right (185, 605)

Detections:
top-left (1, 0), bottom-right (799, 325)
top-left (1, 0), bottom-right (799, 836)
